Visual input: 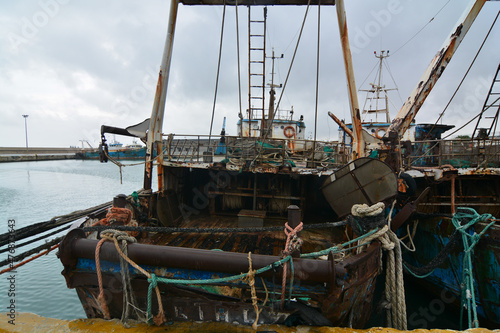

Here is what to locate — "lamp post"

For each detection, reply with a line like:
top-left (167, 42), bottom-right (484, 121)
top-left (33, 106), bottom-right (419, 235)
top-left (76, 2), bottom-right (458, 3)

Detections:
top-left (22, 114), bottom-right (29, 151)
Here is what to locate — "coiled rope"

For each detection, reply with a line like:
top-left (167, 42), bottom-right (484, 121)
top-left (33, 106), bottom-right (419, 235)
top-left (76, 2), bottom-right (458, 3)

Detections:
top-left (352, 202), bottom-right (407, 330)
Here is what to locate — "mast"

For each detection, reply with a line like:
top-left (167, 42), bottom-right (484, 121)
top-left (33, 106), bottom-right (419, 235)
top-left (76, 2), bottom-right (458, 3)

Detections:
top-left (336, 0), bottom-right (364, 158)
top-left (144, 0), bottom-right (180, 191)
top-left (267, 50), bottom-right (283, 125)
top-left (375, 51), bottom-right (390, 123)
top-left (360, 50), bottom-right (395, 123)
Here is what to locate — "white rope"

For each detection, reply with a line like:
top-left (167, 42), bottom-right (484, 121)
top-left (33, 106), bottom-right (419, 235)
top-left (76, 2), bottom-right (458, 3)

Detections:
top-left (351, 202), bottom-right (385, 217)
top-left (354, 202), bottom-right (407, 330)
top-left (378, 229), bottom-right (407, 330)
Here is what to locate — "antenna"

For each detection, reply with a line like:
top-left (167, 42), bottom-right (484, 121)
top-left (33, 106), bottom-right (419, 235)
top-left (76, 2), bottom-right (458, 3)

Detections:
top-left (359, 50), bottom-right (397, 123)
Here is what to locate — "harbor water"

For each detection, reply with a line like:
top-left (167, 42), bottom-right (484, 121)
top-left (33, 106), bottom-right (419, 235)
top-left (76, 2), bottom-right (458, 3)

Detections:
top-left (0, 160), bottom-right (491, 330)
top-left (0, 159), bottom-right (146, 320)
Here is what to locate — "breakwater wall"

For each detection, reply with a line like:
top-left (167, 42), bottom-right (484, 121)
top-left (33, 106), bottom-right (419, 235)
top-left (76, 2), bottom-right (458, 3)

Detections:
top-left (0, 147), bottom-right (89, 163)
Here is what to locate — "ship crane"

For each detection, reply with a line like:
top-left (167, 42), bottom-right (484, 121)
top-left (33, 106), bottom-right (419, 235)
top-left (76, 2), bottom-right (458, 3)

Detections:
top-left (383, 0), bottom-right (487, 147)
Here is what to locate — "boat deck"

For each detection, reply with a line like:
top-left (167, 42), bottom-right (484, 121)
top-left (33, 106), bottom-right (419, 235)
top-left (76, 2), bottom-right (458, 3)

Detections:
top-left (141, 215), bottom-right (347, 257)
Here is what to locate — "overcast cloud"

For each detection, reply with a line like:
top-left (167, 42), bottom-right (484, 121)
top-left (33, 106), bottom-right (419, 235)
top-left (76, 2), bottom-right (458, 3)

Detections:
top-left (1, 0), bottom-right (499, 147)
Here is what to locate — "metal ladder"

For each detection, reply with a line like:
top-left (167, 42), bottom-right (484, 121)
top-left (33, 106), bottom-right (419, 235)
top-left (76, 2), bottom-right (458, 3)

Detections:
top-left (473, 63), bottom-right (500, 139)
top-left (248, 7), bottom-right (267, 135)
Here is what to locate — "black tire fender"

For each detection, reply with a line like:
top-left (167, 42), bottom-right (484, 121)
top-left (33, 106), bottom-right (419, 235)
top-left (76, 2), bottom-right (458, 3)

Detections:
top-left (398, 172), bottom-right (416, 197)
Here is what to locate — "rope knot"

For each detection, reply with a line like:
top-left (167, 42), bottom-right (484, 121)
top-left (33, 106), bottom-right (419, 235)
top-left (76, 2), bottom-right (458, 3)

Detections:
top-left (283, 222), bottom-right (304, 256)
top-left (148, 273), bottom-right (158, 289)
top-left (101, 229), bottom-right (137, 244)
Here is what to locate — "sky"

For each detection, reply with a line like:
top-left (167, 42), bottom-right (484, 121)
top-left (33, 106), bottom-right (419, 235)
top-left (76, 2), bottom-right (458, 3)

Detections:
top-left (1, 0), bottom-right (499, 148)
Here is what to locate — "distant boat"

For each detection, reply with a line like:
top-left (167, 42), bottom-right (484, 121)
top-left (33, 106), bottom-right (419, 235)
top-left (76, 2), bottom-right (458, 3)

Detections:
top-left (82, 141), bottom-right (146, 160)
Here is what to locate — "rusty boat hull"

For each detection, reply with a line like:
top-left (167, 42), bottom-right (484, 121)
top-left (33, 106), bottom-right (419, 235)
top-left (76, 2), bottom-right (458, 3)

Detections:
top-left (401, 169), bottom-right (500, 327)
top-left (57, 161), bottom-right (391, 328)
top-left (59, 230), bottom-right (381, 326)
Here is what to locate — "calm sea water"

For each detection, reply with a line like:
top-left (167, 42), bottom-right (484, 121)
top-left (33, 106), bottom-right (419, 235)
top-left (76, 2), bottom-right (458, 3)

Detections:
top-left (0, 159), bottom-right (148, 320)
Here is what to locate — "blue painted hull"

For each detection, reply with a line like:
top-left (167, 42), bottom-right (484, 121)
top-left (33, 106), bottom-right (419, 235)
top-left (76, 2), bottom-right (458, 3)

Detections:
top-left (405, 214), bottom-right (500, 326)
top-left (83, 147), bottom-right (146, 160)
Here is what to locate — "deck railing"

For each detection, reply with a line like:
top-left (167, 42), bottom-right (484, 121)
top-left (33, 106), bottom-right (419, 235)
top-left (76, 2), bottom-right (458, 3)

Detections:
top-left (161, 135), bottom-right (500, 169)
top-left (407, 138), bottom-right (500, 168)
top-left (161, 134), bottom-right (350, 168)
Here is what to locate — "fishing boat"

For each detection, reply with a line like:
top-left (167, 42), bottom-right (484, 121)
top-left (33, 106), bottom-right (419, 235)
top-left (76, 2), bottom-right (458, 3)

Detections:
top-left (56, 0), bottom-right (498, 330)
top-left (58, 0), bottom-right (401, 329)
top-left (330, 1), bottom-right (500, 328)
top-left (81, 139), bottom-right (147, 161)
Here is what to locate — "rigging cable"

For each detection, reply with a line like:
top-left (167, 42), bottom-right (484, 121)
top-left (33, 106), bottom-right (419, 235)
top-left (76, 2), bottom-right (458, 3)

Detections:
top-left (410, 10), bottom-right (500, 164)
top-left (391, 0), bottom-right (451, 56)
top-left (383, 59), bottom-right (404, 106)
top-left (235, 0), bottom-right (243, 136)
top-left (358, 61), bottom-right (379, 90)
top-left (314, 1), bottom-right (321, 145)
top-left (208, 0), bottom-right (227, 147)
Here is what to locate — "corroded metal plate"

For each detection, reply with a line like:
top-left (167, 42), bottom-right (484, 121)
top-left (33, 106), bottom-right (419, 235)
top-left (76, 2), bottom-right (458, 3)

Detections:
top-left (320, 157), bottom-right (397, 218)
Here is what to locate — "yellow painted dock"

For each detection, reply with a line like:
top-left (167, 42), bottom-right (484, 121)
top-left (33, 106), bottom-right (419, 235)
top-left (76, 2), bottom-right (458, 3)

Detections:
top-left (0, 313), bottom-right (497, 333)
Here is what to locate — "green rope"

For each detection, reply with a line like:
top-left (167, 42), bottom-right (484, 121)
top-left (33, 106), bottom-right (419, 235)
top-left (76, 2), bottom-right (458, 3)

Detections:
top-left (144, 256), bottom-right (292, 322)
top-left (146, 274), bottom-right (157, 323)
top-left (132, 227), bottom-right (380, 324)
top-left (451, 207), bottom-right (495, 329)
top-left (130, 191), bottom-right (140, 208)
top-left (403, 262), bottom-right (435, 279)
top-left (300, 228), bottom-right (379, 258)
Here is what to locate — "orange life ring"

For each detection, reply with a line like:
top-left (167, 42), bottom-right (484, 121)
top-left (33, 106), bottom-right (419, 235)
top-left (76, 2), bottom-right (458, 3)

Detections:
top-left (374, 127), bottom-right (387, 139)
top-left (283, 126), bottom-right (296, 138)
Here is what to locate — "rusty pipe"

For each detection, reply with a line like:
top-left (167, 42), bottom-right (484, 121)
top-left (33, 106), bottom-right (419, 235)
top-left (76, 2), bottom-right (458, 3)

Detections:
top-left (59, 229), bottom-right (354, 284)
top-left (328, 111), bottom-right (353, 139)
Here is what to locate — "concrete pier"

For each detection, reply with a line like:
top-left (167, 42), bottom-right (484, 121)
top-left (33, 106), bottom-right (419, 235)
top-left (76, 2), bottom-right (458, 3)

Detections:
top-left (0, 147), bottom-right (85, 162)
